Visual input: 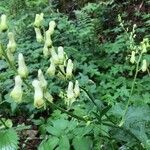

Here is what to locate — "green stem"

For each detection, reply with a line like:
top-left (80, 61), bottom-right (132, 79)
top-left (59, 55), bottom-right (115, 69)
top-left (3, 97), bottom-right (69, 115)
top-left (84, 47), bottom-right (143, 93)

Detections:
top-left (120, 52), bottom-right (143, 126)
top-left (45, 99), bottom-right (87, 122)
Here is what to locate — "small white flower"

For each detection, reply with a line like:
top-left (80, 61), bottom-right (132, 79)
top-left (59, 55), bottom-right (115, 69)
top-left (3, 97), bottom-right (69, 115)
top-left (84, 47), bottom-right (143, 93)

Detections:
top-left (7, 49), bottom-right (14, 62)
top-left (46, 59), bottom-right (56, 76)
top-left (74, 80), bottom-right (80, 98)
top-left (51, 47), bottom-right (59, 65)
top-left (66, 59), bottom-right (73, 78)
top-left (10, 75), bottom-right (23, 103)
top-left (7, 32), bottom-right (17, 53)
top-left (18, 53), bottom-right (28, 78)
top-left (141, 59), bottom-right (147, 72)
top-left (45, 30), bottom-right (52, 48)
top-left (32, 80), bottom-right (44, 108)
top-left (34, 28), bottom-right (43, 43)
top-left (33, 13), bottom-right (44, 28)
top-left (0, 14), bottom-right (8, 32)
top-left (48, 21), bottom-right (56, 35)
top-left (130, 51), bottom-right (135, 64)
top-left (58, 46), bottom-right (65, 64)
top-left (66, 81), bottom-right (75, 106)
top-left (44, 91), bottom-right (53, 103)
top-left (43, 44), bottom-right (50, 58)
top-left (38, 69), bottom-right (47, 89)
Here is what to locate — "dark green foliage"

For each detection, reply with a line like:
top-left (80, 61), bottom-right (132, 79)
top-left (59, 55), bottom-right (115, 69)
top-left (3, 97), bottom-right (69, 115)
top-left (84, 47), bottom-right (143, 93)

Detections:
top-left (0, 0), bottom-right (150, 149)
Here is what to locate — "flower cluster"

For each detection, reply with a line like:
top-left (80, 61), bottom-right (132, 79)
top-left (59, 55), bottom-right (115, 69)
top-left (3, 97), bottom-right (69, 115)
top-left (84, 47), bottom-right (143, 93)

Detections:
top-left (9, 13), bottom-right (80, 108)
top-left (129, 38), bottom-right (150, 73)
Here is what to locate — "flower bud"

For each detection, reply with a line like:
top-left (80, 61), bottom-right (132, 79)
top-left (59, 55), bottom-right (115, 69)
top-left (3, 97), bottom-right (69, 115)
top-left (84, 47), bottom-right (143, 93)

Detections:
top-left (48, 21), bottom-right (56, 35)
top-left (51, 47), bottom-right (59, 65)
top-left (141, 59), bottom-right (147, 72)
top-left (33, 13), bottom-right (44, 28)
top-left (7, 32), bottom-right (17, 53)
top-left (45, 30), bottom-right (52, 48)
top-left (0, 14), bottom-right (8, 32)
top-left (32, 80), bottom-right (44, 108)
top-left (10, 75), bottom-right (23, 103)
top-left (34, 28), bottom-right (43, 43)
top-left (18, 53), bottom-right (28, 78)
top-left (130, 51), bottom-right (135, 64)
top-left (46, 59), bottom-right (56, 76)
top-left (38, 69), bottom-right (47, 89)
top-left (44, 91), bottom-right (53, 103)
top-left (58, 46), bottom-right (65, 64)
top-left (74, 80), bottom-right (80, 98)
top-left (66, 59), bottom-right (73, 78)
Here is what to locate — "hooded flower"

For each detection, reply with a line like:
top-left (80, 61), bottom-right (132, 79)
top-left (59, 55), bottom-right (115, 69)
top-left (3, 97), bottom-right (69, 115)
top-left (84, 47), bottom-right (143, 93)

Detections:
top-left (130, 51), bottom-right (135, 64)
top-left (51, 47), bottom-right (59, 65)
top-left (66, 81), bottom-right (75, 106)
top-left (38, 69), bottom-right (47, 89)
top-left (34, 27), bottom-right (43, 43)
top-left (7, 49), bottom-right (14, 62)
top-left (18, 53), bottom-right (28, 78)
top-left (74, 80), bottom-right (80, 98)
top-left (45, 30), bottom-right (52, 48)
top-left (141, 59), bottom-right (147, 72)
top-left (33, 13), bottom-right (44, 28)
top-left (7, 32), bottom-right (17, 53)
top-left (0, 14), bottom-right (8, 32)
top-left (46, 59), bottom-right (56, 76)
top-left (43, 44), bottom-right (50, 58)
top-left (66, 59), bottom-right (73, 78)
top-left (32, 80), bottom-right (44, 108)
top-left (44, 91), bottom-right (53, 103)
top-left (58, 46), bottom-right (65, 64)
top-left (10, 75), bottom-right (23, 103)
top-left (48, 21), bottom-right (56, 35)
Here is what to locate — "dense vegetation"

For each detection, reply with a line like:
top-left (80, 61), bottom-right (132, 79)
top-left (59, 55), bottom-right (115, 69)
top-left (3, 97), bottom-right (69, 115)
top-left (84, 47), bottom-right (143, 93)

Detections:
top-left (0, 0), bottom-right (150, 149)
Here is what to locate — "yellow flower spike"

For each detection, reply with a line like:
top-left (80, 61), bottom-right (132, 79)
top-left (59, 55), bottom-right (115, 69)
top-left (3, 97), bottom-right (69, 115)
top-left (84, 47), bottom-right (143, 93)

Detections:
top-left (66, 59), bottom-right (73, 78)
top-left (74, 80), bottom-right (80, 98)
top-left (32, 80), bottom-right (45, 108)
top-left (44, 91), bottom-right (53, 103)
top-left (0, 14), bottom-right (8, 32)
top-left (34, 27), bottom-right (43, 43)
top-left (7, 49), bottom-right (14, 62)
top-left (46, 59), bottom-right (56, 76)
top-left (18, 53), bottom-right (28, 78)
top-left (141, 59), bottom-right (147, 72)
top-left (38, 69), bottom-right (47, 90)
top-left (51, 47), bottom-right (59, 65)
top-left (58, 46), bottom-right (65, 64)
top-left (10, 75), bottom-right (23, 103)
top-left (7, 32), bottom-right (17, 53)
top-left (33, 13), bottom-right (44, 28)
top-left (45, 30), bottom-right (52, 48)
top-left (48, 21), bottom-right (56, 35)
top-left (66, 81), bottom-right (75, 106)
top-left (130, 51), bottom-right (135, 64)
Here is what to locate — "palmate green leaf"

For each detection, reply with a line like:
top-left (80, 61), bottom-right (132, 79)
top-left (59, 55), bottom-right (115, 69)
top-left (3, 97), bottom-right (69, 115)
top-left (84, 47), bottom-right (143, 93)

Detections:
top-left (57, 135), bottom-right (70, 150)
top-left (0, 128), bottom-right (19, 150)
top-left (72, 136), bottom-right (92, 150)
top-left (38, 136), bottom-right (59, 150)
